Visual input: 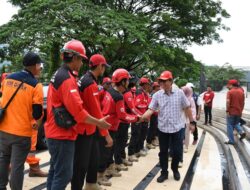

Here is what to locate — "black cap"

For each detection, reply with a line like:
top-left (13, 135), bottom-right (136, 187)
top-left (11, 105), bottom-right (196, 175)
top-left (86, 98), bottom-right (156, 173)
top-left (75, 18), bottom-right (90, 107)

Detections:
top-left (23, 52), bottom-right (42, 66)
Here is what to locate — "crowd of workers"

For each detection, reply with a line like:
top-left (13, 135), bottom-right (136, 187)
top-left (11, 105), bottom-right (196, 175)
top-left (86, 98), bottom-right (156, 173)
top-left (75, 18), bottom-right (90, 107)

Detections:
top-left (0, 39), bottom-right (247, 190)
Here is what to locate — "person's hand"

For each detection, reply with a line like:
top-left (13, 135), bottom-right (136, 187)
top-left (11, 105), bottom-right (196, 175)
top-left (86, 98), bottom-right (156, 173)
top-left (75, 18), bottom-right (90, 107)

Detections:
top-left (140, 114), bottom-right (150, 123)
top-left (196, 114), bottom-right (200, 121)
top-left (32, 123), bottom-right (39, 130)
top-left (105, 134), bottom-right (113, 147)
top-left (136, 115), bottom-right (143, 123)
top-left (97, 115), bottom-right (111, 129)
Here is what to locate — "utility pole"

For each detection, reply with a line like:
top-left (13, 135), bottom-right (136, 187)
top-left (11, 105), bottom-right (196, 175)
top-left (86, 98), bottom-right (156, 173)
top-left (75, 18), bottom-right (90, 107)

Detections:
top-left (199, 63), bottom-right (206, 94)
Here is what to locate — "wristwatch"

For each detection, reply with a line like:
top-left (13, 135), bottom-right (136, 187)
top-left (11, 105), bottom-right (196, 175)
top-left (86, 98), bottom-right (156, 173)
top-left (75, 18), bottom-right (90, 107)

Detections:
top-left (190, 121), bottom-right (196, 126)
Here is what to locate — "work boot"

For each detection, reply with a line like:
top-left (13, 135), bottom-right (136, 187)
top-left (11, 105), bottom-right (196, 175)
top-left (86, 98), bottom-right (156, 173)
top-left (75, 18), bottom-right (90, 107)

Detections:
top-left (84, 183), bottom-right (104, 190)
top-left (135, 152), bottom-right (141, 158)
top-left (173, 171), bottom-right (181, 181)
top-left (184, 147), bottom-right (188, 153)
top-left (139, 150), bottom-right (147, 157)
top-left (106, 164), bottom-right (121, 177)
top-left (116, 163), bottom-right (128, 171)
top-left (122, 158), bottom-right (133, 166)
top-left (152, 139), bottom-right (159, 146)
top-left (29, 163), bottom-right (48, 177)
top-left (178, 162), bottom-right (183, 168)
top-left (97, 172), bottom-right (112, 186)
top-left (192, 140), bottom-right (198, 145)
top-left (128, 155), bottom-right (138, 162)
top-left (146, 143), bottom-right (156, 149)
top-left (240, 132), bottom-right (246, 140)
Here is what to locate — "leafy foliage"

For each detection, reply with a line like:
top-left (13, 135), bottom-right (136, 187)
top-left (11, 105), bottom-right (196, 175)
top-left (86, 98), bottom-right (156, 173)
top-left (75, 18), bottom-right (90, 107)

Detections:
top-left (205, 63), bottom-right (245, 91)
top-left (205, 64), bottom-right (245, 81)
top-left (1, 0), bottom-right (229, 82)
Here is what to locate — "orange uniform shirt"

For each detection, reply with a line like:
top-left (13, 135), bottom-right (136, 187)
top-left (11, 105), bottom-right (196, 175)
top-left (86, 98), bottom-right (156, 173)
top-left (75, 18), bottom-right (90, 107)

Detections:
top-left (0, 70), bottom-right (43, 137)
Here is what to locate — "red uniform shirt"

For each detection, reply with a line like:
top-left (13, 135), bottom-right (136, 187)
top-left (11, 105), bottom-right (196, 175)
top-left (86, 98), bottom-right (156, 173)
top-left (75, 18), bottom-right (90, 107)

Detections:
top-left (102, 87), bottom-right (138, 131)
top-left (203, 91), bottom-right (214, 107)
top-left (134, 88), bottom-right (150, 114)
top-left (122, 90), bottom-right (142, 124)
top-left (99, 88), bottom-right (107, 109)
top-left (45, 65), bottom-right (89, 140)
top-left (227, 87), bottom-right (245, 116)
top-left (124, 90), bottom-right (142, 115)
top-left (76, 71), bottom-right (108, 136)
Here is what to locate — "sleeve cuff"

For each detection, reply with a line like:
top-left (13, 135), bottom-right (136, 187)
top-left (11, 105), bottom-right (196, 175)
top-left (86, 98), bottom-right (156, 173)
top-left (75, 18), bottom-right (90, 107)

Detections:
top-left (99, 129), bottom-right (109, 137)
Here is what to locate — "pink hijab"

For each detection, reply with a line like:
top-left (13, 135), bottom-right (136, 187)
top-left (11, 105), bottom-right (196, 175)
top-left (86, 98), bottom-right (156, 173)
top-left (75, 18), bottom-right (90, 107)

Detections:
top-left (181, 86), bottom-right (193, 100)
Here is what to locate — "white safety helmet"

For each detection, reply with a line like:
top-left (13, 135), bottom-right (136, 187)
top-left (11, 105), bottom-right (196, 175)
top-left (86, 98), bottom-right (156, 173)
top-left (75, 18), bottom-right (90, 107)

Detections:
top-left (186, 82), bottom-right (195, 88)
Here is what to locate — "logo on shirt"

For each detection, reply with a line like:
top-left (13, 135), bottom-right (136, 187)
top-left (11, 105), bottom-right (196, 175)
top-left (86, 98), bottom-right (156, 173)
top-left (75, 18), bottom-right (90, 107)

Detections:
top-left (70, 89), bottom-right (77, 93)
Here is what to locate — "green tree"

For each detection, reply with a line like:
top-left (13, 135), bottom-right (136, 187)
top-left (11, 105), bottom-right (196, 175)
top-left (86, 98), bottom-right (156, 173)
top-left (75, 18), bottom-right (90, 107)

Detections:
top-left (205, 64), bottom-right (245, 91)
top-left (0, 0), bottom-right (229, 80)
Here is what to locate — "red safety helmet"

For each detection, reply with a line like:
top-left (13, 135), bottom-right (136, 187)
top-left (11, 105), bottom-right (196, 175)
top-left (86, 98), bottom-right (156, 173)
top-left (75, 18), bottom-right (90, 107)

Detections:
top-left (89, 54), bottom-right (110, 67)
top-left (158, 71), bottom-right (173, 80)
top-left (61, 40), bottom-right (88, 59)
top-left (139, 77), bottom-right (150, 85)
top-left (102, 77), bottom-right (111, 85)
top-left (153, 82), bottom-right (160, 87)
top-left (112, 68), bottom-right (131, 83)
top-left (227, 79), bottom-right (238, 86)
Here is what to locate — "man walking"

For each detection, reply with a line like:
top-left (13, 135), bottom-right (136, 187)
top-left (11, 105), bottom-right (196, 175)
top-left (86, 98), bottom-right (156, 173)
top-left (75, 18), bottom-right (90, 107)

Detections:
top-left (225, 79), bottom-right (245, 145)
top-left (141, 70), bottom-right (196, 183)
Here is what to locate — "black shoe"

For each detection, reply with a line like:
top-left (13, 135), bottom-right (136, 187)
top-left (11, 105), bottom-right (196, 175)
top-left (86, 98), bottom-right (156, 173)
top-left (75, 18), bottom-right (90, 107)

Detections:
top-left (224, 141), bottom-right (234, 145)
top-left (240, 118), bottom-right (246, 126)
top-left (209, 122), bottom-right (213, 126)
top-left (157, 173), bottom-right (168, 183)
top-left (173, 171), bottom-right (180, 181)
top-left (240, 133), bottom-right (246, 141)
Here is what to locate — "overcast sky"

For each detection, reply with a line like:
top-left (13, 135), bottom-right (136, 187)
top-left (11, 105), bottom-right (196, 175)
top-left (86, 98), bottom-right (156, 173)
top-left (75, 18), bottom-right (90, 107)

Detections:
top-left (0, 0), bottom-right (249, 67)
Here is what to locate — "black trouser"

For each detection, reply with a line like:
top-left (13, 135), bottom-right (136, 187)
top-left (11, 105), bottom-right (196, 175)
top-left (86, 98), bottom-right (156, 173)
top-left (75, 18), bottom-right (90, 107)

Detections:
top-left (139, 122), bottom-right (149, 150)
top-left (169, 127), bottom-right (185, 162)
top-left (71, 132), bottom-right (99, 190)
top-left (114, 122), bottom-right (129, 164)
top-left (128, 123), bottom-right (141, 156)
top-left (158, 129), bottom-right (182, 174)
top-left (0, 131), bottom-right (31, 190)
top-left (204, 105), bottom-right (212, 124)
top-left (98, 131), bottom-right (116, 173)
top-left (193, 123), bottom-right (198, 141)
top-left (147, 115), bottom-right (158, 144)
